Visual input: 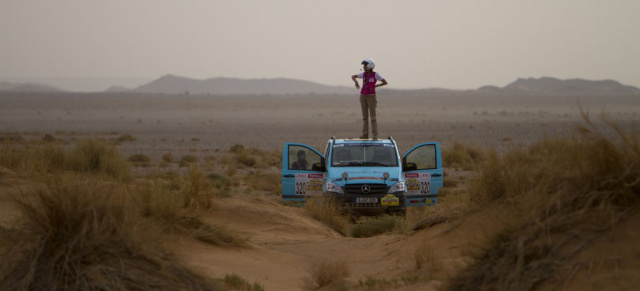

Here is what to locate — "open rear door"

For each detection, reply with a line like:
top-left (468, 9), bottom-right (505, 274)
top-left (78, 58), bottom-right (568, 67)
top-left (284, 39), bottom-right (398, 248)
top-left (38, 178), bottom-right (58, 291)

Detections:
top-left (402, 142), bottom-right (443, 207)
top-left (282, 143), bottom-right (325, 206)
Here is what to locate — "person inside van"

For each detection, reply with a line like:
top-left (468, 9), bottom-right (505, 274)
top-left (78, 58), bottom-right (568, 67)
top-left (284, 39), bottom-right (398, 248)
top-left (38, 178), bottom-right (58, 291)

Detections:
top-left (291, 150), bottom-right (308, 170)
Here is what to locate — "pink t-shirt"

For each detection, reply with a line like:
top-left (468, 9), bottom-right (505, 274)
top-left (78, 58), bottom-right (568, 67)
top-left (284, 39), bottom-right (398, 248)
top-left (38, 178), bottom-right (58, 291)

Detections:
top-left (357, 71), bottom-right (384, 95)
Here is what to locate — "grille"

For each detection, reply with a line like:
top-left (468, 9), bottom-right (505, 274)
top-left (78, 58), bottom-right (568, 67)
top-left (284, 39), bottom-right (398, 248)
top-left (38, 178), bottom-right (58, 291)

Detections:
top-left (344, 203), bottom-right (380, 208)
top-left (344, 184), bottom-right (388, 195)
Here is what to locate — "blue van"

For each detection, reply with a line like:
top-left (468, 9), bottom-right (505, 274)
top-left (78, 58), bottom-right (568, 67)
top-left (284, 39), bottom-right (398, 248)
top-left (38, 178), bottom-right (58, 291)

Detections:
top-left (281, 137), bottom-right (443, 215)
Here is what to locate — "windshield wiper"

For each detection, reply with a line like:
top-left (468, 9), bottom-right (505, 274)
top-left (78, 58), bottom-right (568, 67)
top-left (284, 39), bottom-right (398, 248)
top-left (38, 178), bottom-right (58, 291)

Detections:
top-left (333, 161), bottom-right (362, 167)
top-left (361, 161), bottom-right (391, 167)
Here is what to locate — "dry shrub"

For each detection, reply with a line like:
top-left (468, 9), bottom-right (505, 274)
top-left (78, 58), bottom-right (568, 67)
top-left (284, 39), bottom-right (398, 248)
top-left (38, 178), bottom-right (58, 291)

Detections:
top-left (228, 145), bottom-right (278, 169)
top-left (410, 189), bottom-right (472, 231)
top-left (41, 133), bottom-right (56, 142)
top-left (207, 172), bottom-right (232, 190)
top-left (128, 153), bottom-right (151, 167)
top-left (180, 155), bottom-right (199, 167)
top-left (0, 226), bottom-right (14, 254)
top-left (0, 140), bottom-right (130, 181)
top-left (245, 172), bottom-right (280, 195)
top-left (117, 133), bottom-right (136, 142)
top-left (351, 215), bottom-right (403, 238)
top-left (448, 116), bottom-right (640, 291)
top-left (304, 196), bottom-right (350, 236)
top-left (303, 260), bottom-right (350, 290)
top-left (0, 132), bottom-right (24, 142)
top-left (0, 183), bottom-right (220, 291)
top-left (135, 169), bottom-right (246, 248)
top-left (162, 153), bottom-right (174, 163)
top-left (358, 275), bottom-right (421, 290)
top-left (226, 164), bottom-right (238, 176)
top-left (0, 144), bottom-right (65, 173)
top-left (217, 273), bottom-right (264, 291)
top-left (443, 141), bottom-right (486, 170)
top-left (203, 155), bottom-right (216, 164)
top-left (253, 149), bottom-right (281, 169)
top-left (66, 139), bottom-right (131, 180)
top-left (128, 153), bottom-right (151, 163)
top-left (235, 152), bottom-right (256, 167)
top-left (415, 242), bottom-right (443, 271)
top-left (230, 144), bottom-right (245, 153)
top-left (182, 165), bottom-right (214, 209)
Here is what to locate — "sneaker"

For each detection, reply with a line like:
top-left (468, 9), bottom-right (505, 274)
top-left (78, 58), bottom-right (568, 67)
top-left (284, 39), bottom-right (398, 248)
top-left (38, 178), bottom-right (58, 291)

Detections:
top-left (359, 135), bottom-right (368, 139)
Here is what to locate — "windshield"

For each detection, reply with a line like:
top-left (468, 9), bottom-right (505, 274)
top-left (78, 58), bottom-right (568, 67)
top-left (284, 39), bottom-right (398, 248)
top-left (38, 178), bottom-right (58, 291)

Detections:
top-left (331, 143), bottom-right (398, 167)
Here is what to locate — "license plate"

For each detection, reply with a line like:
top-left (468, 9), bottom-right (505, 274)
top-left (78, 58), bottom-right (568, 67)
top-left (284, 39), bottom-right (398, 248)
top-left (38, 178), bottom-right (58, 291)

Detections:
top-left (356, 197), bottom-right (377, 203)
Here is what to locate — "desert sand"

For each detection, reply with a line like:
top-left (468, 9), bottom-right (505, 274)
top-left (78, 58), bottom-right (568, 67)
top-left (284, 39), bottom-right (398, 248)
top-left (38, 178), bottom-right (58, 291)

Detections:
top-left (1, 92), bottom-right (639, 290)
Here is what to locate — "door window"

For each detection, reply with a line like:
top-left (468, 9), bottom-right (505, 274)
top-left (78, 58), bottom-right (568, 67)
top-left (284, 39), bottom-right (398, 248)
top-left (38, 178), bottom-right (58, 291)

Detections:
top-left (288, 145), bottom-right (322, 171)
top-left (404, 145), bottom-right (437, 170)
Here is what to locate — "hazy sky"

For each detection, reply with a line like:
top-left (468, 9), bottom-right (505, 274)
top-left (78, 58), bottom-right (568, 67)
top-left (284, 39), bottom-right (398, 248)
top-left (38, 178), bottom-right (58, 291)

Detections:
top-left (2, 0), bottom-right (639, 91)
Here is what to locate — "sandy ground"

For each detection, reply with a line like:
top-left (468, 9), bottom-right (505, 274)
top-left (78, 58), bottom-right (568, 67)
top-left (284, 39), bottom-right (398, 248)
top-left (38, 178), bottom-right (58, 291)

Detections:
top-left (2, 92), bottom-right (639, 157)
top-left (1, 92), bottom-right (639, 290)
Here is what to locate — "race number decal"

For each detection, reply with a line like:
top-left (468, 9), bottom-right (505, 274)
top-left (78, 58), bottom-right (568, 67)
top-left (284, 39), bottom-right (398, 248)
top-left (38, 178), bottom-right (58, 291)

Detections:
top-left (295, 173), bottom-right (323, 195)
top-left (404, 172), bottom-right (431, 195)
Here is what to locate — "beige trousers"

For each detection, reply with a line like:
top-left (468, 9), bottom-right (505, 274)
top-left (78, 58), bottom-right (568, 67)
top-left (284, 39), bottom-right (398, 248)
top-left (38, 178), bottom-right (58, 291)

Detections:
top-left (360, 94), bottom-right (378, 137)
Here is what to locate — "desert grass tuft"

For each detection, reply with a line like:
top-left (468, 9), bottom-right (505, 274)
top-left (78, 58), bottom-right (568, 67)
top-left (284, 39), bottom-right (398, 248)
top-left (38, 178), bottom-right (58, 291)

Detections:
top-left (447, 116), bottom-right (640, 291)
top-left (0, 139), bottom-right (130, 181)
top-left (0, 182), bottom-right (220, 291)
top-left (350, 215), bottom-right (403, 238)
top-left (66, 139), bottom-right (131, 180)
top-left (443, 141), bottom-right (486, 171)
top-left (180, 154), bottom-right (199, 167)
top-left (303, 259), bottom-right (350, 291)
top-left (207, 172), bottom-right (232, 190)
top-left (135, 174), bottom-right (247, 248)
top-left (117, 133), bottom-right (136, 142)
top-left (0, 132), bottom-right (24, 142)
top-left (244, 172), bottom-right (281, 195)
top-left (128, 153), bottom-right (151, 167)
top-left (182, 165), bottom-right (215, 209)
top-left (303, 196), bottom-right (350, 236)
top-left (358, 275), bottom-right (423, 290)
top-left (162, 152), bottom-right (174, 163)
top-left (216, 273), bottom-right (264, 291)
top-left (410, 188), bottom-right (472, 232)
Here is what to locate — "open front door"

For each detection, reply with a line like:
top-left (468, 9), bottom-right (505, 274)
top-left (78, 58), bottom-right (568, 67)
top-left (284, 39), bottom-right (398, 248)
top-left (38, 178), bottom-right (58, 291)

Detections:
top-left (402, 142), bottom-right (443, 207)
top-left (282, 143), bottom-right (325, 206)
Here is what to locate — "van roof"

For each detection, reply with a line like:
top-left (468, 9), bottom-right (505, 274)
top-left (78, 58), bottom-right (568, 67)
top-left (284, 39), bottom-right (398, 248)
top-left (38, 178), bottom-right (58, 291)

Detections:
top-left (333, 138), bottom-right (394, 145)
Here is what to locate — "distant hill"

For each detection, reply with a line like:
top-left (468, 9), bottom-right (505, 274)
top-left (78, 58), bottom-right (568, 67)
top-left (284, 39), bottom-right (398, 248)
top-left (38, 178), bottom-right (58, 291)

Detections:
top-left (0, 82), bottom-right (64, 93)
top-left (105, 86), bottom-right (133, 93)
top-left (499, 77), bottom-right (640, 96)
top-left (125, 74), bottom-right (354, 95)
top-left (3, 75), bottom-right (637, 96)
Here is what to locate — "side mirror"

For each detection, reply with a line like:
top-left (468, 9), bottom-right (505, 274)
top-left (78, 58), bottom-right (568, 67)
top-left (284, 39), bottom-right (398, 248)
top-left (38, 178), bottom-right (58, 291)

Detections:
top-left (403, 162), bottom-right (417, 172)
top-left (312, 163), bottom-right (326, 172)
top-left (312, 158), bottom-right (326, 172)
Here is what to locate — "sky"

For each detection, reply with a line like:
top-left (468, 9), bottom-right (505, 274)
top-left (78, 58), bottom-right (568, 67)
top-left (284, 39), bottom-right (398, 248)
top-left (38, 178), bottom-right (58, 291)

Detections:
top-left (1, 0), bottom-right (639, 91)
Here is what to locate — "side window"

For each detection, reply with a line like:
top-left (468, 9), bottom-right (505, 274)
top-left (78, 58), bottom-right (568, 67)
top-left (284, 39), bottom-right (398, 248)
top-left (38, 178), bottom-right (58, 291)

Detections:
top-left (289, 145), bottom-right (322, 171)
top-left (405, 145), bottom-right (437, 170)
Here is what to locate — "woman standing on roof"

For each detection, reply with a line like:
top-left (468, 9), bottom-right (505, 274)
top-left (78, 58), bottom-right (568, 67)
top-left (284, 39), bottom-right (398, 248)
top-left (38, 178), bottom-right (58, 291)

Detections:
top-left (351, 58), bottom-right (388, 139)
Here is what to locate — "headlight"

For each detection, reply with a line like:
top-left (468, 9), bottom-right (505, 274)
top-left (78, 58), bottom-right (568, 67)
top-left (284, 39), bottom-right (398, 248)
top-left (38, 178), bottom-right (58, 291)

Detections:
top-left (325, 181), bottom-right (344, 194)
top-left (389, 182), bottom-right (405, 193)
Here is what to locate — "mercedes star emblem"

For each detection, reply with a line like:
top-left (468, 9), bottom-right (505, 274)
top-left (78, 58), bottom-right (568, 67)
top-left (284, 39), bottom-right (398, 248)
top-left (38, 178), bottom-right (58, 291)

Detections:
top-left (361, 185), bottom-right (371, 193)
